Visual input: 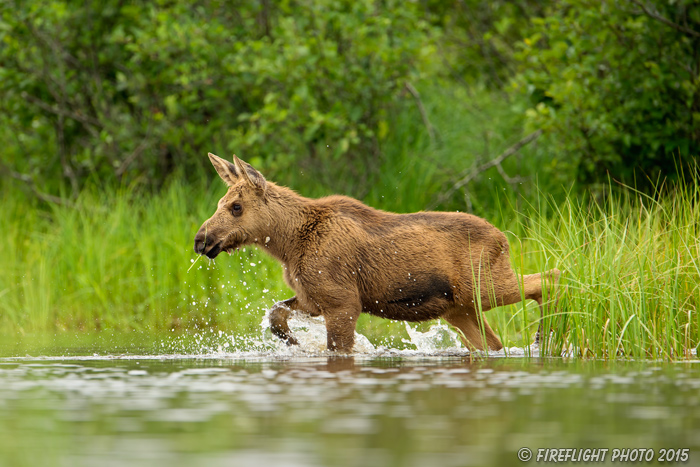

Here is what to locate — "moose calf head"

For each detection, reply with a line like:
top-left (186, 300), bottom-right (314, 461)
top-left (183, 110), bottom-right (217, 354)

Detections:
top-left (194, 153), bottom-right (269, 259)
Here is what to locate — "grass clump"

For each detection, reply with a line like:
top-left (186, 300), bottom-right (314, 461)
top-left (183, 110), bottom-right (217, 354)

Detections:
top-left (529, 180), bottom-right (700, 359)
top-left (2, 176), bottom-right (697, 359)
top-left (0, 180), bottom-right (291, 335)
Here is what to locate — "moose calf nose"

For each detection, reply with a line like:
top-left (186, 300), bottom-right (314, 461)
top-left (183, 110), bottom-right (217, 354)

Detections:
top-left (194, 230), bottom-right (207, 255)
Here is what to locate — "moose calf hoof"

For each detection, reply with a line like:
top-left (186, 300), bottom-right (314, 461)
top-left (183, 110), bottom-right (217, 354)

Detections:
top-left (533, 329), bottom-right (555, 347)
top-left (270, 326), bottom-right (299, 346)
top-left (285, 335), bottom-right (299, 346)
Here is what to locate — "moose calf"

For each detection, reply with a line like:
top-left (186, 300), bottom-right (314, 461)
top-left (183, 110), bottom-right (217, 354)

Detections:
top-left (194, 153), bottom-right (560, 352)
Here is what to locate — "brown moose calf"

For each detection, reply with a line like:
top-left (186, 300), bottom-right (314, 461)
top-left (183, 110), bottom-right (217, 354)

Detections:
top-left (194, 153), bottom-right (560, 352)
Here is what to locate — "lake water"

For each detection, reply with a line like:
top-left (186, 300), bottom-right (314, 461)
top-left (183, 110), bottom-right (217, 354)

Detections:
top-left (1, 320), bottom-right (699, 467)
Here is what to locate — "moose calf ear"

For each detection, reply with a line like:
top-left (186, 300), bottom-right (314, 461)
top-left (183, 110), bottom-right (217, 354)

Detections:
top-left (208, 152), bottom-right (238, 186)
top-left (233, 155), bottom-right (267, 193)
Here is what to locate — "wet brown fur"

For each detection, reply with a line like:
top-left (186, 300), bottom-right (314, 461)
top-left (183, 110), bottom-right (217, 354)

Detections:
top-left (194, 153), bottom-right (560, 352)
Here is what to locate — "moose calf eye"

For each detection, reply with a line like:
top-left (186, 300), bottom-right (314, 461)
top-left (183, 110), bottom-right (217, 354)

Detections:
top-left (232, 203), bottom-right (242, 216)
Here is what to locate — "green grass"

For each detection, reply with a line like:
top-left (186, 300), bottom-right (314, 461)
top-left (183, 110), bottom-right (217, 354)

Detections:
top-left (0, 180), bottom-right (292, 335)
top-left (1, 176), bottom-right (697, 358)
top-left (532, 180), bottom-right (700, 359)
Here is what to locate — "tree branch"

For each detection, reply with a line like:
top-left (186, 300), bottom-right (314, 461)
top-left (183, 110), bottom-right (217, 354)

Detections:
top-left (405, 82), bottom-right (439, 145)
top-left (115, 135), bottom-right (152, 178)
top-left (629, 0), bottom-right (700, 38)
top-left (429, 129), bottom-right (542, 209)
top-left (0, 162), bottom-right (71, 206)
top-left (20, 92), bottom-right (102, 133)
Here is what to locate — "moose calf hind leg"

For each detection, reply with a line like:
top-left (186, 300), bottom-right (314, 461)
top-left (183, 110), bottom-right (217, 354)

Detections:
top-left (444, 308), bottom-right (503, 351)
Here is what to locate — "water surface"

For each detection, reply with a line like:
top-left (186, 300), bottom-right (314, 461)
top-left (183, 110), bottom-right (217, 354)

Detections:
top-left (1, 327), bottom-right (698, 467)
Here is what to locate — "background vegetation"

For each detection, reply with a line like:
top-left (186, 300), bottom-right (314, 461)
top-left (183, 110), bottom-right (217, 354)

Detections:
top-left (1, 0), bottom-right (698, 358)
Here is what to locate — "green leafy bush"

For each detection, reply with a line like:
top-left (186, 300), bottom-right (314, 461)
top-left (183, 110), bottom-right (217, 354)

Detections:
top-left (0, 0), bottom-right (430, 196)
top-left (419, 0), bottom-right (547, 88)
top-left (514, 0), bottom-right (700, 189)
top-left (2, 0), bottom-right (698, 200)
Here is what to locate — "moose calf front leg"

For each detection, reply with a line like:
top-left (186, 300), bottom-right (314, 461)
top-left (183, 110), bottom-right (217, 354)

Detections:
top-left (324, 306), bottom-right (361, 353)
top-left (269, 297), bottom-right (299, 346)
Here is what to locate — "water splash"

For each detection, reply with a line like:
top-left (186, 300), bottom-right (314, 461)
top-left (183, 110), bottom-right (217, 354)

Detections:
top-left (152, 303), bottom-right (549, 358)
top-left (402, 323), bottom-right (464, 352)
top-left (156, 315), bottom-right (544, 358)
top-left (260, 309), bottom-right (376, 354)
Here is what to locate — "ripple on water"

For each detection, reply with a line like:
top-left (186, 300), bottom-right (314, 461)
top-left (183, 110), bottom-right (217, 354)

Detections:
top-left (2, 314), bottom-right (700, 466)
top-left (1, 353), bottom-right (700, 467)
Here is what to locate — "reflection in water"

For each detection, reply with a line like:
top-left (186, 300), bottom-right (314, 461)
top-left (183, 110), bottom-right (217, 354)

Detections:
top-left (0, 355), bottom-right (699, 467)
top-left (324, 356), bottom-right (357, 373)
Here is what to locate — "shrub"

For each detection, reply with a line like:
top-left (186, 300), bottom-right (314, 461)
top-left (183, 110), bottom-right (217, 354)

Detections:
top-left (0, 0), bottom-right (431, 196)
top-left (515, 0), bottom-right (700, 190)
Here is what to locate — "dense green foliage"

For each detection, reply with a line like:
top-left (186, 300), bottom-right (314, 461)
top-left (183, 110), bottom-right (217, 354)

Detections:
top-left (1, 0), bottom-right (698, 198)
top-left (0, 0), bottom-right (430, 197)
top-left (422, 0), bottom-right (547, 88)
top-left (517, 0), bottom-right (700, 189)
